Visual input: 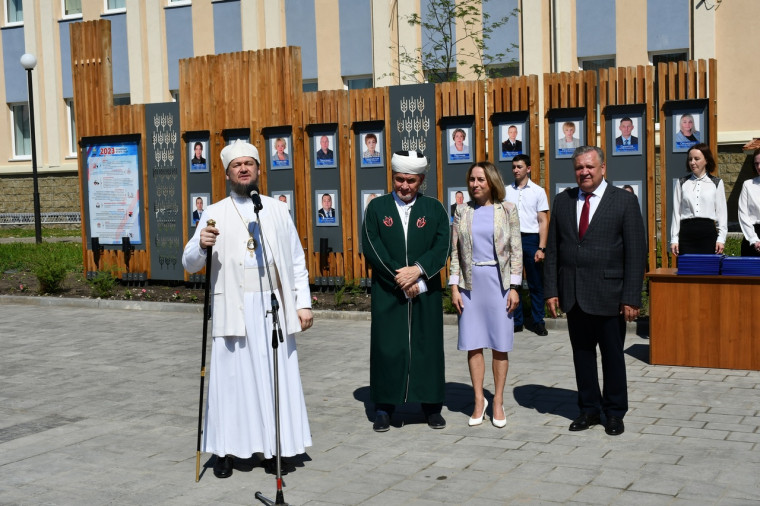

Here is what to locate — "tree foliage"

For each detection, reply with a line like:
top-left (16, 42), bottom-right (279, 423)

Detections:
top-left (395, 0), bottom-right (518, 83)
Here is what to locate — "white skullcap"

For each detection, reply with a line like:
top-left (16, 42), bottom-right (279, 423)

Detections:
top-left (391, 150), bottom-right (428, 175)
top-left (220, 139), bottom-right (260, 169)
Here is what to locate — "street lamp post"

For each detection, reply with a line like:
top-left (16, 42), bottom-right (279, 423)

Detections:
top-left (21, 53), bottom-right (42, 244)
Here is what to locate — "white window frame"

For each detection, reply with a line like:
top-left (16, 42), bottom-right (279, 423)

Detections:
top-left (4, 0), bottom-right (23, 26)
top-left (103, 0), bottom-right (126, 14)
top-left (61, 0), bottom-right (83, 19)
top-left (10, 103), bottom-right (31, 160)
top-left (167, 0), bottom-right (191, 6)
top-left (343, 75), bottom-right (374, 91)
top-left (66, 99), bottom-right (77, 157)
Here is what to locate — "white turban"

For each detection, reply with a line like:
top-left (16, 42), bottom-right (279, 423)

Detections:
top-left (220, 139), bottom-right (260, 169)
top-left (391, 150), bottom-right (428, 175)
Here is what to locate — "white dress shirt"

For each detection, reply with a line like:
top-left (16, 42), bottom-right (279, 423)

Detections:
top-left (504, 180), bottom-right (549, 233)
top-left (738, 176), bottom-right (760, 245)
top-left (391, 191), bottom-right (427, 296)
top-left (576, 179), bottom-right (608, 230)
top-left (670, 173), bottom-right (728, 244)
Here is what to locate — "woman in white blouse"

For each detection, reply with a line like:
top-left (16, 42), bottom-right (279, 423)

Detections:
top-left (738, 148), bottom-right (760, 256)
top-left (670, 143), bottom-right (727, 256)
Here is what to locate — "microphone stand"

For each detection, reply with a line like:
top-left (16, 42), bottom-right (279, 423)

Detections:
top-left (250, 196), bottom-right (289, 506)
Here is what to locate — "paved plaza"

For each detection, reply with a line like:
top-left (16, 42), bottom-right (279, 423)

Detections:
top-left (1, 297), bottom-right (759, 505)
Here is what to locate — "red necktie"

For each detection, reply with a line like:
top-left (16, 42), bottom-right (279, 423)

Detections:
top-left (579, 192), bottom-right (592, 240)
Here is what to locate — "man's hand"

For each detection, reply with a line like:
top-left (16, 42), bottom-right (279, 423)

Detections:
top-left (200, 224), bottom-right (219, 249)
top-left (404, 284), bottom-right (420, 299)
top-left (534, 249), bottom-right (545, 263)
top-left (297, 308), bottom-right (313, 331)
top-left (395, 266), bottom-right (421, 290)
top-left (715, 242), bottom-right (725, 255)
top-left (546, 297), bottom-right (560, 318)
top-left (619, 304), bottom-right (639, 323)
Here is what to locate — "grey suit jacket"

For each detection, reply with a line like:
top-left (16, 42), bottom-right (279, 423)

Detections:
top-left (544, 183), bottom-right (646, 316)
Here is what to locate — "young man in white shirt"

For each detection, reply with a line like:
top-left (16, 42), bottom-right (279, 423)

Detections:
top-left (504, 154), bottom-right (550, 336)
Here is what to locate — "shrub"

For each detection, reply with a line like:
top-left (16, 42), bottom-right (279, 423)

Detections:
top-left (33, 260), bottom-right (68, 294)
top-left (89, 265), bottom-right (119, 299)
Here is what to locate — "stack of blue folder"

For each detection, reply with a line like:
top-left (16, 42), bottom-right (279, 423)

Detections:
top-left (676, 254), bottom-right (723, 275)
top-left (720, 256), bottom-right (760, 276)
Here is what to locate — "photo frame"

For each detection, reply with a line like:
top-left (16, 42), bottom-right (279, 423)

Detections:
top-left (360, 132), bottom-right (384, 168)
top-left (499, 122), bottom-right (526, 161)
top-left (554, 183), bottom-right (575, 197)
top-left (188, 140), bottom-right (208, 173)
top-left (555, 119), bottom-right (584, 159)
top-left (613, 180), bottom-right (643, 213)
top-left (361, 190), bottom-right (384, 215)
top-left (447, 187), bottom-right (470, 221)
top-left (269, 135), bottom-right (293, 170)
top-left (315, 190), bottom-right (339, 227)
top-left (190, 193), bottom-right (210, 227)
top-left (673, 110), bottom-right (704, 152)
top-left (314, 133), bottom-right (337, 168)
top-left (447, 126), bottom-right (472, 164)
top-left (271, 190), bottom-right (293, 218)
top-left (612, 116), bottom-right (642, 157)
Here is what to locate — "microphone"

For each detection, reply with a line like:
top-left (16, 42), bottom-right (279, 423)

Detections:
top-left (249, 187), bottom-right (263, 212)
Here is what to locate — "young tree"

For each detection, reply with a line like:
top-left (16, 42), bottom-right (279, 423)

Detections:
top-left (394, 0), bottom-right (518, 83)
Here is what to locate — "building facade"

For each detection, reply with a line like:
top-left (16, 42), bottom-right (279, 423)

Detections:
top-left (0, 0), bottom-right (756, 214)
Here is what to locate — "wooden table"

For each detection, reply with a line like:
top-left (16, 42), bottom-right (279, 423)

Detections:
top-left (648, 268), bottom-right (760, 370)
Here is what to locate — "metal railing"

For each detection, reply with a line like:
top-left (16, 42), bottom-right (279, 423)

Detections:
top-left (0, 212), bottom-right (81, 225)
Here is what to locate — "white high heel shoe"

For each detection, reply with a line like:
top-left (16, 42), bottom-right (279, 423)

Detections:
top-left (468, 398), bottom-right (488, 426)
top-left (492, 405), bottom-right (506, 428)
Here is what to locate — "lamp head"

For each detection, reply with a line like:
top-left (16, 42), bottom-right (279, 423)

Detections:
top-left (20, 53), bottom-right (37, 70)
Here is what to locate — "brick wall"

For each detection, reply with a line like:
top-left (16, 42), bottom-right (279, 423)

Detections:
top-left (0, 174), bottom-right (81, 214)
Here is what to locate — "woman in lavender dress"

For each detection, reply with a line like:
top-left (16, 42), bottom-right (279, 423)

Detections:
top-left (450, 161), bottom-right (522, 428)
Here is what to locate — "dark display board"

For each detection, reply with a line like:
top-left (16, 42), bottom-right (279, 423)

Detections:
top-left (309, 125), bottom-right (342, 254)
top-left (145, 102), bottom-right (183, 281)
top-left (388, 83), bottom-right (438, 198)
top-left (663, 99), bottom-right (710, 247)
top-left (604, 104), bottom-right (648, 237)
top-left (264, 126), bottom-right (297, 226)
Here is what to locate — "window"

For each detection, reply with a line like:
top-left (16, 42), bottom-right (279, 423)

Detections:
top-left (581, 57), bottom-right (616, 126)
top-left (487, 62), bottom-right (519, 79)
top-left (302, 80), bottom-right (318, 93)
top-left (66, 99), bottom-right (77, 156)
top-left (10, 103), bottom-right (31, 158)
top-left (344, 76), bottom-right (373, 90)
top-left (170, 90), bottom-right (179, 102)
top-left (167, 0), bottom-right (190, 5)
top-left (5, 0), bottom-right (22, 24)
top-left (63, 0), bottom-right (82, 17)
top-left (105, 0), bottom-right (125, 12)
top-left (651, 51), bottom-right (688, 116)
top-left (424, 69), bottom-right (452, 84)
top-left (113, 94), bottom-right (131, 106)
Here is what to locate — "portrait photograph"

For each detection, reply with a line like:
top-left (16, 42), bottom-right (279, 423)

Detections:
top-left (673, 110), bottom-right (704, 152)
top-left (269, 135), bottom-right (293, 170)
top-left (188, 140), bottom-right (208, 173)
top-left (556, 119), bottom-right (584, 159)
top-left (447, 126), bottom-right (472, 164)
top-left (360, 132), bottom-right (383, 168)
top-left (314, 133), bottom-right (337, 168)
top-left (499, 122), bottom-right (525, 161)
top-left (447, 186), bottom-right (470, 221)
top-left (614, 180), bottom-right (643, 212)
top-left (190, 193), bottom-right (210, 227)
top-left (271, 190), bottom-right (294, 218)
top-left (361, 190), bottom-right (384, 214)
top-left (612, 116), bottom-right (642, 157)
top-left (315, 190), bottom-right (339, 227)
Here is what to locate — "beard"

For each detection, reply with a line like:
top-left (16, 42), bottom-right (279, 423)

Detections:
top-left (231, 181), bottom-right (258, 197)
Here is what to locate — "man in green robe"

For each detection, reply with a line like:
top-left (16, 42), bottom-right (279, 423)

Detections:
top-left (362, 150), bottom-right (451, 432)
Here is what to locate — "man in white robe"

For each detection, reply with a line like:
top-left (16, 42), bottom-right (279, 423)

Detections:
top-left (183, 140), bottom-right (313, 478)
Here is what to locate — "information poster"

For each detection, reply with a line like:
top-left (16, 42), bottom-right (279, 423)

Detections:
top-left (86, 142), bottom-right (142, 244)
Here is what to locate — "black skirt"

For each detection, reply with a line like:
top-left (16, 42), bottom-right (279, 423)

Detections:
top-left (678, 218), bottom-right (717, 255)
top-left (741, 224), bottom-right (760, 257)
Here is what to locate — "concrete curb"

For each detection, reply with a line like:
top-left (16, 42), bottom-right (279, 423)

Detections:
top-left (0, 294), bottom-right (649, 334)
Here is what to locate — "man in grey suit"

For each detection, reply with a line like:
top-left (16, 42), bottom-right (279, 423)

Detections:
top-left (544, 146), bottom-right (646, 436)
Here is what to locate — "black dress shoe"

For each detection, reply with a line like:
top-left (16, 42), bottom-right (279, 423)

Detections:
top-left (262, 457), bottom-right (295, 475)
top-left (569, 413), bottom-right (601, 432)
top-left (373, 411), bottom-right (390, 432)
top-left (213, 455), bottom-right (234, 478)
top-left (514, 325), bottom-right (524, 332)
top-left (426, 413), bottom-right (446, 429)
top-left (533, 323), bottom-right (548, 336)
top-left (605, 416), bottom-right (625, 436)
